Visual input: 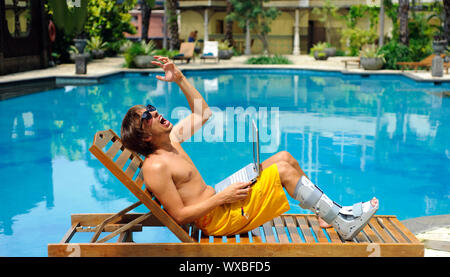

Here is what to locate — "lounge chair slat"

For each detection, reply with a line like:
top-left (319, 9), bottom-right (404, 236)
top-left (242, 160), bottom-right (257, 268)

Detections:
top-left (284, 215), bottom-right (302, 243)
top-left (105, 139), bottom-right (122, 159)
top-left (93, 130), bottom-right (115, 149)
top-left (262, 221), bottom-right (275, 243)
top-left (295, 216), bottom-right (315, 243)
top-left (227, 235), bottom-right (237, 243)
top-left (191, 226), bottom-right (201, 242)
top-left (239, 233), bottom-right (250, 244)
top-left (363, 224), bottom-right (382, 243)
top-left (382, 217), bottom-right (408, 243)
top-left (125, 155), bottom-right (141, 179)
top-left (251, 228), bottom-right (263, 243)
top-left (369, 218), bottom-right (395, 243)
top-left (355, 231), bottom-right (369, 243)
top-left (273, 217), bottom-right (289, 243)
top-left (307, 216), bottom-right (328, 243)
top-left (325, 227), bottom-right (342, 243)
top-left (389, 217), bottom-right (420, 243)
top-left (115, 148), bottom-right (132, 169)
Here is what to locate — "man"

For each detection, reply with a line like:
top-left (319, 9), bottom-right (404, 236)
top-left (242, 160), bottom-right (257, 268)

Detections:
top-left (120, 56), bottom-right (379, 240)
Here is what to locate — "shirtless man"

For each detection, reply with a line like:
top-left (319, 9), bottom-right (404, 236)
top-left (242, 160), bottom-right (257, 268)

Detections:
top-left (120, 56), bottom-right (379, 240)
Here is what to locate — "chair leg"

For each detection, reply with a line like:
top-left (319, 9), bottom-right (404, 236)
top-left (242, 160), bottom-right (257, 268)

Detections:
top-left (90, 201), bottom-right (142, 243)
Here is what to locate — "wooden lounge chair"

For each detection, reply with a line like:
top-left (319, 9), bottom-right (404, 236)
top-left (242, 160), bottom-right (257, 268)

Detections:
top-left (397, 54), bottom-right (449, 73)
top-left (48, 129), bottom-right (424, 257)
top-left (173, 42), bottom-right (195, 64)
top-left (200, 41), bottom-right (219, 63)
top-left (341, 58), bottom-right (360, 69)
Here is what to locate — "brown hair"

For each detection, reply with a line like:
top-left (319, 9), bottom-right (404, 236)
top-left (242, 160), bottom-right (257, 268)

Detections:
top-left (120, 105), bottom-right (156, 156)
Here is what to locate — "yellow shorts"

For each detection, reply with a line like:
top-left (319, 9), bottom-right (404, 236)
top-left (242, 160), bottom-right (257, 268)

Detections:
top-left (195, 163), bottom-right (290, 236)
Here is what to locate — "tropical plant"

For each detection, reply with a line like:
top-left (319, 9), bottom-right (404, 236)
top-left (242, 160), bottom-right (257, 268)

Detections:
top-left (312, 0), bottom-right (339, 45)
top-left (360, 44), bottom-right (386, 63)
top-left (340, 4), bottom-right (379, 56)
top-left (227, 0), bottom-right (280, 55)
top-left (154, 48), bottom-right (180, 59)
top-left (86, 36), bottom-right (108, 51)
top-left (47, 0), bottom-right (88, 37)
top-left (245, 55), bottom-right (292, 65)
top-left (310, 42), bottom-right (329, 59)
top-left (124, 42), bottom-right (146, 68)
top-left (140, 40), bottom-right (156, 55)
top-left (218, 41), bottom-right (233, 51)
top-left (377, 40), bottom-right (412, 69)
top-left (83, 0), bottom-right (137, 55)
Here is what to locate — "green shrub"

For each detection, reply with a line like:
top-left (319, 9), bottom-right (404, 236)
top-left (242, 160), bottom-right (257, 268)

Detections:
top-left (245, 55), bottom-right (292, 65)
top-left (153, 48), bottom-right (180, 59)
top-left (124, 43), bottom-right (146, 68)
top-left (377, 40), bottom-right (412, 70)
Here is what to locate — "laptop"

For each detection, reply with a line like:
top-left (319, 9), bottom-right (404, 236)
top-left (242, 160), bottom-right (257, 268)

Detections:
top-left (214, 120), bottom-right (261, 193)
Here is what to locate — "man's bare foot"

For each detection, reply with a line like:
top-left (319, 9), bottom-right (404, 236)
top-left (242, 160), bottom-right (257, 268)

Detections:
top-left (318, 216), bottom-right (331, 228)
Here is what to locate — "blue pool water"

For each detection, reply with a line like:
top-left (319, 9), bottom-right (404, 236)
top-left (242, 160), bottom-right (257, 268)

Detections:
top-left (0, 69), bottom-right (449, 256)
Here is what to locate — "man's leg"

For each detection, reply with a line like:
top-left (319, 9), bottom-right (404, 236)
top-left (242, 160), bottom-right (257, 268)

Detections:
top-left (262, 152), bottom-right (379, 241)
top-left (261, 151), bottom-right (330, 227)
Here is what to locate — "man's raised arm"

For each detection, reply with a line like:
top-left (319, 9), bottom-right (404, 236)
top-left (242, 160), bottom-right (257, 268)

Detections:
top-left (151, 56), bottom-right (212, 143)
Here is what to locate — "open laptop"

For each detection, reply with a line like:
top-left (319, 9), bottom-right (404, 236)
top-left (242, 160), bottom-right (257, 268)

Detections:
top-left (214, 120), bottom-right (261, 193)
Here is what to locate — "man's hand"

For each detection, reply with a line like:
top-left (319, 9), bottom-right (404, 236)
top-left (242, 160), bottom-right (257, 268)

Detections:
top-left (151, 56), bottom-right (184, 82)
top-left (219, 181), bottom-right (252, 204)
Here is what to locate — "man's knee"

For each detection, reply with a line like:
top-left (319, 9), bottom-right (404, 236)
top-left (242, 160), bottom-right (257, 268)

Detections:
top-left (276, 160), bottom-right (296, 180)
top-left (278, 151), bottom-right (298, 167)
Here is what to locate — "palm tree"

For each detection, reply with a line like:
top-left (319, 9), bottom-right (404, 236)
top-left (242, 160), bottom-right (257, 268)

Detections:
top-left (141, 0), bottom-right (156, 43)
top-left (444, 0), bottom-right (450, 43)
top-left (167, 0), bottom-right (180, 50)
top-left (399, 0), bottom-right (409, 45)
top-left (224, 0), bottom-right (234, 47)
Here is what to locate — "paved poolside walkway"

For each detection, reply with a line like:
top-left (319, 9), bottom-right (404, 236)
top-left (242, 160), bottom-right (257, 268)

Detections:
top-left (1, 54), bottom-right (450, 83)
top-left (1, 54), bottom-right (449, 256)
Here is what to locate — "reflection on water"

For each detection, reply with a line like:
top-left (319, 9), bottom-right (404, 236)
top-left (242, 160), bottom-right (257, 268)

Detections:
top-left (0, 70), bottom-right (449, 256)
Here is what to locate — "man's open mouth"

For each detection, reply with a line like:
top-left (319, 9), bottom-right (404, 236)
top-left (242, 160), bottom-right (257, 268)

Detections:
top-left (159, 115), bottom-right (170, 127)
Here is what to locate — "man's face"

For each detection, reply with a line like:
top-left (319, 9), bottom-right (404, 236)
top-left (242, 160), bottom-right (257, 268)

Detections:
top-left (140, 105), bottom-right (172, 137)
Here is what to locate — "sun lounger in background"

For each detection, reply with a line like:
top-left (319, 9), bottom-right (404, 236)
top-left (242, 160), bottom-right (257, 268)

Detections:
top-left (397, 54), bottom-right (448, 73)
top-left (173, 42), bottom-right (195, 64)
top-left (48, 129), bottom-right (424, 257)
top-left (200, 41), bottom-right (219, 63)
top-left (341, 58), bottom-right (361, 69)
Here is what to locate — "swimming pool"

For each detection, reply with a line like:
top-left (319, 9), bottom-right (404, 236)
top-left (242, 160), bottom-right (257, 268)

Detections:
top-left (0, 69), bottom-right (449, 256)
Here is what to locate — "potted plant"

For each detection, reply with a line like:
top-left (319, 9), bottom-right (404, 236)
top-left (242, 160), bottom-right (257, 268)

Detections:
top-left (360, 44), bottom-right (385, 70)
top-left (134, 40), bottom-right (157, 68)
top-left (432, 35), bottom-right (448, 54)
top-left (218, 41), bottom-right (233, 60)
top-left (86, 36), bottom-right (108, 59)
top-left (324, 42), bottom-right (337, 57)
top-left (310, 42), bottom-right (329, 60)
top-left (124, 41), bottom-right (157, 68)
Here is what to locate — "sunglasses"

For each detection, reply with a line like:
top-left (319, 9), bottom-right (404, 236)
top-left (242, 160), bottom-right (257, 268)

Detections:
top-left (140, 104), bottom-right (157, 129)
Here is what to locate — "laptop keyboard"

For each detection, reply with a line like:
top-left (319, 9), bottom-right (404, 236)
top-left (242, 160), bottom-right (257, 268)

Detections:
top-left (229, 168), bottom-right (248, 184)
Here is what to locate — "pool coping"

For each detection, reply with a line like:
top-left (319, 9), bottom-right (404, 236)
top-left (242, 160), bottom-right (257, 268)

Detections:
top-left (401, 214), bottom-right (450, 235)
top-left (1, 64), bottom-right (450, 100)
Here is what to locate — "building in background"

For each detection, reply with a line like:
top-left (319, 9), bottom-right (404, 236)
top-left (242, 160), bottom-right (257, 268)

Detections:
top-left (0, 0), bottom-right (49, 75)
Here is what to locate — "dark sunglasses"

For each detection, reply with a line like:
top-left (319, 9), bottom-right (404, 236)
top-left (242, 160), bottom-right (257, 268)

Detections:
top-left (140, 104), bottom-right (157, 129)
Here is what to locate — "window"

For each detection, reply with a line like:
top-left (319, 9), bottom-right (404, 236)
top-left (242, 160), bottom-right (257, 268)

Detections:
top-left (5, 0), bottom-right (31, 38)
